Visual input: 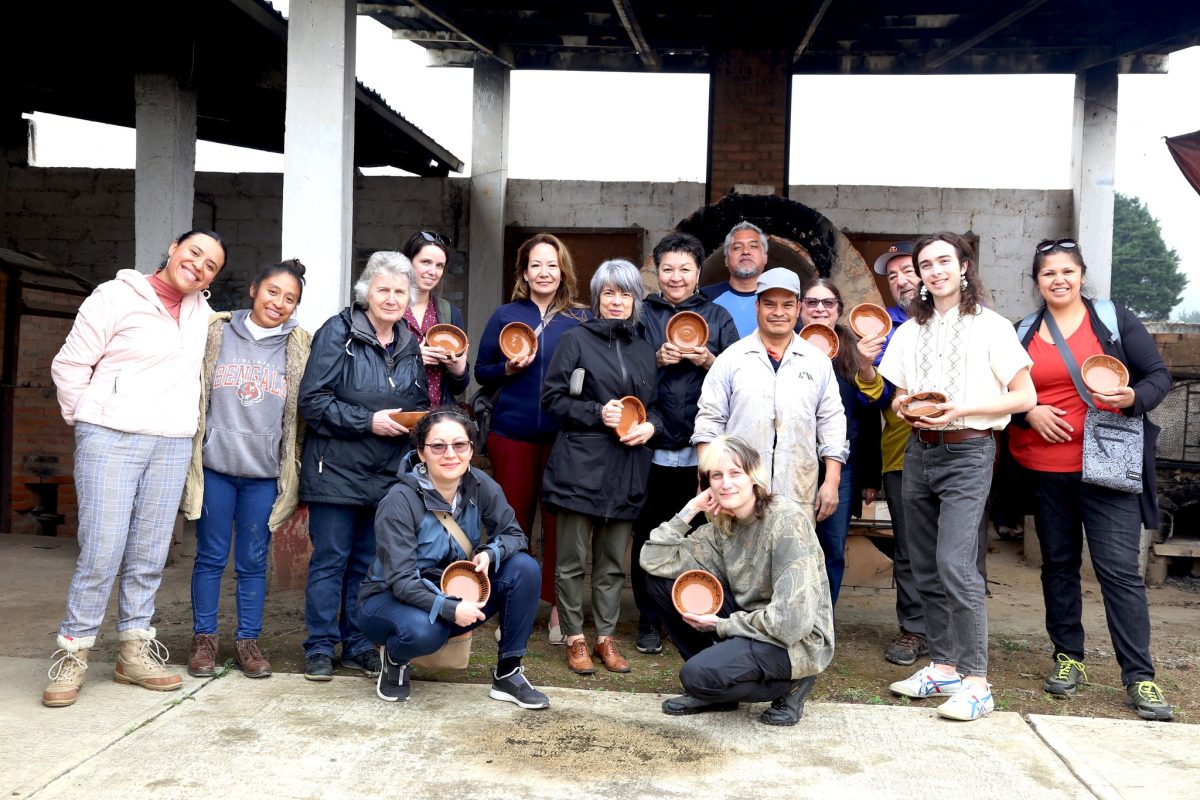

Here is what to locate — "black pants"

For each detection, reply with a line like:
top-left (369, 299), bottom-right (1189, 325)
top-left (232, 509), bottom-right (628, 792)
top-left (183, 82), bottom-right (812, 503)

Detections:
top-left (632, 464), bottom-right (701, 629)
top-left (646, 574), bottom-right (794, 703)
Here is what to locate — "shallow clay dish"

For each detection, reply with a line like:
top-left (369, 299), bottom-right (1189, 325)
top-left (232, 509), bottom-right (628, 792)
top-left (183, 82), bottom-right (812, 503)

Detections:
top-left (848, 303), bottom-right (892, 339)
top-left (672, 570), bottom-right (724, 616)
top-left (1080, 354), bottom-right (1129, 394)
top-left (900, 391), bottom-right (949, 421)
top-left (425, 323), bottom-right (468, 357)
top-left (389, 410), bottom-right (428, 429)
top-left (616, 395), bottom-right (646, 438)
top-left (799, 323), bottom-right (839, 357)
top-left (441, 560), bottom-right (490, 604)
top-left (666, 311), bottom-right (709, 349)
top-left (499, 321), bottom-right (537, 360)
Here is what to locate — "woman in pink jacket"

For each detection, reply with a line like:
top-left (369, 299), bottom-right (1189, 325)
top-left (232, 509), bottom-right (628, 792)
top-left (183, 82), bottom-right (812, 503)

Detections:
top-left (43, 229), bottom-right (226, 707)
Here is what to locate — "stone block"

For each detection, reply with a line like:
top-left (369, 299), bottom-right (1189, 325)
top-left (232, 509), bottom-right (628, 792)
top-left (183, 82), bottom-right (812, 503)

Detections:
top-left (836, 184), bottom-right (885, 212)
top-left (5, 166), bottom-right (44, 192)
top-left (791, 185), bottom-right (838, 212)
top-left (942, 188), bottom-right (994, 214)
top-left (859, 209), bottom-right (922, 235)
top-left (968, 212), bottom-right (1025, 242)
top-left (94, 169), bottom-right (135, 193)
top-left (600, 181), bottom-right (647, 205)
top-left (626, 204), bottom-right (668, 229)
top-left (990, 188), bottom-right (1041, 213)
top-left (916, 210), bottom-right (971, 234)
top-left (884, 186), bottom-right (941, 212)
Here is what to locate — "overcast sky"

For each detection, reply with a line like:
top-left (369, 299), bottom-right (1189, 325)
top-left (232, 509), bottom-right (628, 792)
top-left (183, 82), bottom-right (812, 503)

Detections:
top-left (25, 8), bottom-right (1200, 317)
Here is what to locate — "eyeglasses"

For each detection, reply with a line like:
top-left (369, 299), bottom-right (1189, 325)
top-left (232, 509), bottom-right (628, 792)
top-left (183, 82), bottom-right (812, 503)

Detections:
top-left (424, 440), bottom-right (472, 455)
top-left (802, 297), bottom-right (838, 310)
top-left (1036, 239), bottom-right (1078, 253)
top-left (420, 231), bottom-right (450, 247)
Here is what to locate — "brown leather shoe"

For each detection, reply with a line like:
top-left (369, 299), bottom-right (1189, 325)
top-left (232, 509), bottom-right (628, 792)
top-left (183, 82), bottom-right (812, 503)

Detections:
top-left (566, 638), bottom-right (595, 675)
top-left (593, 638), bottom-right (631, 673)
top-left (188, 634), bottom-right (218, 677)
top-left (235, 639), bottom-right (272, 678)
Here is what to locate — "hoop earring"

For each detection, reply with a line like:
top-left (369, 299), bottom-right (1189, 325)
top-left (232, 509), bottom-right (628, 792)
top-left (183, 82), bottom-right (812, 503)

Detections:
top-left (919, 284), bottom-right (928, 301)
top-left (202, 289), bottom-right (212, 300)
top-left (960, 275), bottom-right (969, 291)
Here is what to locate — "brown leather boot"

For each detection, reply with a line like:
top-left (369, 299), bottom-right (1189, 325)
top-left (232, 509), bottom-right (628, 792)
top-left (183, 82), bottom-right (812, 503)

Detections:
top-left (115, 627), bottom-right (182, 691)
top-left (593, 638), bottom-right (631, 673)
top-left (566, 638), bottom-right (595, 675)
top-left (42, 634), bottom-right (95, 708)
top-left (188, 634), bottom-right (218, 677)
top-left (235, 639), bottom-right (272, 678)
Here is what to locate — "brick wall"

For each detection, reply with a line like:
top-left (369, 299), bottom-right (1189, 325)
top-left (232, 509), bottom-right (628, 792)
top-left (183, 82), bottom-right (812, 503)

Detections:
top-left (708, 48), bottom-right (791, 203)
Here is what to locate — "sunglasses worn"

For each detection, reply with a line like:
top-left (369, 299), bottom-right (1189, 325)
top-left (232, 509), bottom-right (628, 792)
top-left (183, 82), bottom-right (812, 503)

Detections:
top-left (1037, 239), bottom-right (1078, 253)
top-left (802, 297), bottom-right (838, 309)
top-left (421, 231), bottom-right (450, 247)
top-left (424, 440), bottom-right (471, 455)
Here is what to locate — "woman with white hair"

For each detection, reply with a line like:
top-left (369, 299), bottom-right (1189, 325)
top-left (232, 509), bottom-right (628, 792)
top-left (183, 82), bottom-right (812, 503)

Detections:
top-left (297, 251), bottom-right (429, 681)
top-left (541, 258), bottom-right (662, 675)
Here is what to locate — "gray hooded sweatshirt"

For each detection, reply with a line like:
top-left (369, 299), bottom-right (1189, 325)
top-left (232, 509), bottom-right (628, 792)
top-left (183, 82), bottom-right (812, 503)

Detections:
top-left (202, 310), bottom-right (297, 479)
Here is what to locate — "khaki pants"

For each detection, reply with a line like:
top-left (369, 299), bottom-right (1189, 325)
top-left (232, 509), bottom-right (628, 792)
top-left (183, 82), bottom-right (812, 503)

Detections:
top-left (555, 511), bottom-right (631, 637)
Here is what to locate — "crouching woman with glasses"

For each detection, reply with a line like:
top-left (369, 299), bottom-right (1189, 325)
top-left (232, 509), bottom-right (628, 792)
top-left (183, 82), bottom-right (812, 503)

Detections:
top-left (356, 407), bottom-right (549, 708)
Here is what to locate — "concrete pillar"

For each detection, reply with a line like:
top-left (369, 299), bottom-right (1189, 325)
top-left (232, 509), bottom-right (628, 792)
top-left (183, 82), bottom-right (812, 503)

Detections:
top-left (466, 56), bottom-right (511, 382)
top-left (707, 48), bottom-right (791, 204)
top-left (1070, 63), bottom-right (1119, 298)
top-left (282, 0), bottom-right (356, 331)
top-left (134, 74), bottom-right (197, 273)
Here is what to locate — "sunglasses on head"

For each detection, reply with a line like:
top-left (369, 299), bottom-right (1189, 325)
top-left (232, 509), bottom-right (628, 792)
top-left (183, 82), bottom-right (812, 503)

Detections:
top-left (420, 231), bottom-right (450, 247)
top-left (1036, 239), bottom-right (1078, 253)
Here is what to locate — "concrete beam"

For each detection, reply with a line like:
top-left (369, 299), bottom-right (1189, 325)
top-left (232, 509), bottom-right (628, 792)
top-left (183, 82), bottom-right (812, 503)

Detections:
top-left (466, 57), bottom-right (510, 388)
top-left (282, 0), bottom-right (356, 330)
top-left (134, 74), bottom-right (196, 274)
top-left (1070, 63), bottom-right (1119, 298)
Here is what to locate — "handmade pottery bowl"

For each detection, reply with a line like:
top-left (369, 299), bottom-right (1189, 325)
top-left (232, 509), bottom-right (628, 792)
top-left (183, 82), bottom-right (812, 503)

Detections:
top-left (499, 321), bottom-right (537, 360)
top-left (848, 303), bottom-right (892, 339)
top-left (799, 323), bottom-right (839, 357)
top-left (425, 324), bottom-right (468, 357)
top-left (389, 410), bottom-right (428, 429)
top-left (441, 560), bottom-right (490, 604)
top-left (666, 311), bottom-right (710, 349)
top-left (1080, 354), bottom-right (1129, 394)
top-left (672, 570), bottom-right (724, 616)
top-left (900, 391), bottom-right (949, 421)
top-left (616, 395), bottom-right (647, 438)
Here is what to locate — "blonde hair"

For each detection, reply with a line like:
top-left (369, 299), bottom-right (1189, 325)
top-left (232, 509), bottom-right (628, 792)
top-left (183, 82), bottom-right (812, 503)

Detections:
top-left (697, 435), bottom-right (773, 535)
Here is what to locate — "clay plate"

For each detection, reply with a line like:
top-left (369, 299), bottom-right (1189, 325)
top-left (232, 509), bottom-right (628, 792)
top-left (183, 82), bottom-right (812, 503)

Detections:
top-left (672, 570), bottom-right (724, 616)
top-left (616, 395), bottom-right (646, 438)
top-left (441, 560), bottom-right (490, 604)
top-left (389, 410), bottom-right (428, 429)
top-left (666, 311), bottom-right (710, 349)
top-left (900, 391), bottom-right (949, 421)
top-left (499, 321), bottom-right (537, 360)
top-left (425, 323), bottom-right (468, 357)
top-left (1080, 354), bottom-right (1129, 394)
top-left (799, 323), bottom-right (840, 357)
top-left (848, 303), bottom-right (893, 339)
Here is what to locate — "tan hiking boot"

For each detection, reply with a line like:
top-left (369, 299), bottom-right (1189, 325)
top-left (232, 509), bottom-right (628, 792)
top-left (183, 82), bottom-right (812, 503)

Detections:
top-left (115, 627), bottom-right (182, 691)
top-left (42, 634), bottom-right (95, 707)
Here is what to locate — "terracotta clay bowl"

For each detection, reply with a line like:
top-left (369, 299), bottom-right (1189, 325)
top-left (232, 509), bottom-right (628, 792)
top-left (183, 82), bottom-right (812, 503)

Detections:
top-left (666, 311), bottom-right (710, 349)
top-left (499, 321), bottom-right (537, 360)
top-left (389, 410), bottom-right (428, 429)
top-left (1080, 354), bottom-right (1129, 394)
top-left (672, 569), bottom-right (724, 616)
top-left (848, 303), bottom-right (892, 339)
top-left (425, 323), bottom-right (468, 357)
top-left (900, 391), bottom-right (949, 421)
top-left (441, 560), bottom-right (490, 604)
top-left (799, 323), bottom-right (839, 358)
top-left (615, 395), bottom-right (647, 438)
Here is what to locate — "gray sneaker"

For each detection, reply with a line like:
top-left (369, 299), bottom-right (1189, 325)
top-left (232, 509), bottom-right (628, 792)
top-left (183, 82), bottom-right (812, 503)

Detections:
top-left (1126, 681), bottom-right (1173, 721)
top-left (1044, 653), bottom-right (1088, 696)
top-left (490, 666), bottom-right (549, 709)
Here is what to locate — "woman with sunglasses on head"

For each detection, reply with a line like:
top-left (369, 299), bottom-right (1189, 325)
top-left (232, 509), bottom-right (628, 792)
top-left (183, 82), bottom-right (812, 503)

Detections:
top-left (357, 407), bottom-right (547, 707)
top-left (798, 278), bottom-right (886, 606)
top-left (180, 259), bottom-right (311, 681)
top-left (45, 229), bottom-right (226, 707)
top-left (401, 231), bottom-right (470, 406)
top-left (474, 233), bottom-right (589, 646)
top-left (1008, 238), bottom-right (1172, 721)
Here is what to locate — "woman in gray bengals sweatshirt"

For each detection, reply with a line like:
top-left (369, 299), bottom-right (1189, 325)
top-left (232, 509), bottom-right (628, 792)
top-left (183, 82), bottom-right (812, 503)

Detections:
top-left (180, 260), bottom-right (312, 679)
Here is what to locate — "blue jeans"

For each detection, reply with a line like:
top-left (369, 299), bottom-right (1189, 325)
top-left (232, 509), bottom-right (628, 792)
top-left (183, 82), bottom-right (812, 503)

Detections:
top-left (304, 502), bottom-right (377, 659)
top-left (1029, 469), bottom-right (1154, 685)
top-left (191, 468), bottom-right (278, 639)
top-left (356, 551), bottom-right (541, 662)
top-left (903, 435), bottom-right (994, 677)
top-left (815, 464), bottom-right (853, 605)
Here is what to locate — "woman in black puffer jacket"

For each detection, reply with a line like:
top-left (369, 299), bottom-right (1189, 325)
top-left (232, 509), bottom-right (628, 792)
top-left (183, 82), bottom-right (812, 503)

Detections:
top-left (541, 258), bottom-right (662, 677)
top-left (298, 251), bottom-right (429, 681)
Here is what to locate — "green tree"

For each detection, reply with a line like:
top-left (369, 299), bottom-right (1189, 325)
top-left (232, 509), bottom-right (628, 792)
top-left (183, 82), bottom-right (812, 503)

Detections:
top-left (1111, 193), bottom-right (1187, 319)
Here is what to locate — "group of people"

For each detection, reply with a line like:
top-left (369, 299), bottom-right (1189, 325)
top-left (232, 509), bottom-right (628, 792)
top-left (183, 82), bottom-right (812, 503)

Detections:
top-left (41, 220), bottom-right (1173, 725)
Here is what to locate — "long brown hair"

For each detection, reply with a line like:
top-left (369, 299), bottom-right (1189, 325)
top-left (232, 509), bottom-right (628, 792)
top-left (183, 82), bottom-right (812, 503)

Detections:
top-left (909, 232), bottom-right (987, 324)
top-left (801, 277), bottom-right (857, 382)
top-left (511, 233), bottom-right (586, 318)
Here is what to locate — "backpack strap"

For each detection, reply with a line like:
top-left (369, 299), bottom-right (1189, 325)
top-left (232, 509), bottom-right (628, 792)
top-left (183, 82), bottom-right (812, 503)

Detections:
top-left (436, 295), bottom-right (453, 327)
top-left (434, 510), bottom-right (475, 559)
top-left (1016, 309), bottom-right (1040, 344)
top-left (1093, 298), bottom-right (1121, 345)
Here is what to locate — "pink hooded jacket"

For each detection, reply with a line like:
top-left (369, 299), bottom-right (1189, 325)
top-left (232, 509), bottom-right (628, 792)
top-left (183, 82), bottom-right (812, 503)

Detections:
top-left (51, 269), bottom-right (213, 438)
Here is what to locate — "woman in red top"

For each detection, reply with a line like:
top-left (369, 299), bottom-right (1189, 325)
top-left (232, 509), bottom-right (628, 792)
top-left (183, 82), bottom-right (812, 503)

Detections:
top-left (1009, 238), bottom-right (1172, 721)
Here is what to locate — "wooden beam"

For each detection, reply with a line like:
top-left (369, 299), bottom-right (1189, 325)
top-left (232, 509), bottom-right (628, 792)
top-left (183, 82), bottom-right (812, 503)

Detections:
top-left (405, 0), bottom-right (514, 68)
top-left (921, 0), bottom-right (1050, 72)
top-left (611, 0), bottom-right (659, 69)
top-left (794, 0), bottom-right (834, 61)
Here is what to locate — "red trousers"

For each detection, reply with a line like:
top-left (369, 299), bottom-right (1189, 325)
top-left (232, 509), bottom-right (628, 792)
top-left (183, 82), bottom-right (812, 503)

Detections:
top-left (487, 432), bottom-right (557, 604)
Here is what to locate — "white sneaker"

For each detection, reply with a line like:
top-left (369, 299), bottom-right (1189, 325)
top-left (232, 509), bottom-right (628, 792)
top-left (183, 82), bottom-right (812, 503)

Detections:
top-left (889, 663), bottom-right (962, 698)
top-left (936, 684), bottom-right (994, 721)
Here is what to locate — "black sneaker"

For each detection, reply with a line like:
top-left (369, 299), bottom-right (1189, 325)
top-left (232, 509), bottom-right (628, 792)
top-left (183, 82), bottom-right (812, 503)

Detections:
top-left (304, 653), bottom-right (334, 682)
top-left (760, 675), bottom-right (817, 727)
top-left (1044, 653), bottom-right (1088, 696)
top-left (376, 646), bottom-right (410, 702)
top-left (636, 628), bottom-right (663, 655)
top-left (489, 666), bottom-right (550, 710)
top-left (1126, 681), bottom-right (1173, 721)
top-left (341, 648), bottom-right (382, 677)
top-left (884, 631), bottom-right (928, 666)
top-left (661, 693), bottom-right (739, 716)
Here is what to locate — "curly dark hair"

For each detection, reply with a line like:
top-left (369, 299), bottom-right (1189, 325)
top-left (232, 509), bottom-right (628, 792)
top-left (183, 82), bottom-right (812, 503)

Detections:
top-left (909, 232), bottom-right (987, 324)
top-left (410, 405), bottom-right (479, 451)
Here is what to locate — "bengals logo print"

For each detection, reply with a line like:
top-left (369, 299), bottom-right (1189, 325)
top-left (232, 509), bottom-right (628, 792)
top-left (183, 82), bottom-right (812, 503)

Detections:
top-left (237, 382), bottom-right (263, 407)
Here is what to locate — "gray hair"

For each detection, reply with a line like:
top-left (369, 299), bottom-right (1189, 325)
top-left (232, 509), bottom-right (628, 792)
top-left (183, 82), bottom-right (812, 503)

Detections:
top-left (722, 221), bottom-right (769, 257)
top-left (353, 251), bottom-right (414, 305)
top-left (590, 258), bottom-right (645, 323)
